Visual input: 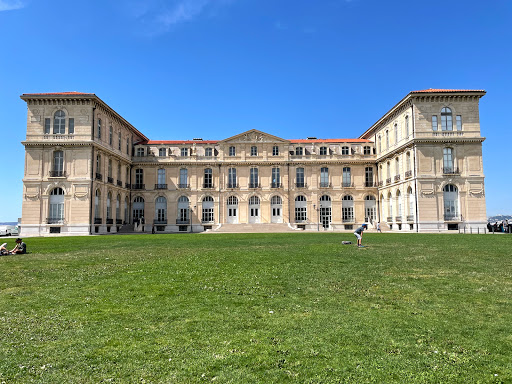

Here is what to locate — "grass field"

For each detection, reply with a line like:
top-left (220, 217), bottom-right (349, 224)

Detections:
top-left (0, 233), bottom-right (510, 383)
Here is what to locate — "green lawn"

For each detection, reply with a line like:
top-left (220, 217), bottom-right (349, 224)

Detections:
top-left (0, 233), bottom-right (510, 383)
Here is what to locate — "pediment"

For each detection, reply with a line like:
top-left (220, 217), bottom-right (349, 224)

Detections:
top-left (220, 129), bottom-right (290, 144)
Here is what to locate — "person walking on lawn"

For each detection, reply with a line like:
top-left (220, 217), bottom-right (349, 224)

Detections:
top-left (354, 224), bottom-right (368, 248)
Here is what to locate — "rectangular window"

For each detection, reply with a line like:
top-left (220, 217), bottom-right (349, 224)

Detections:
top-left (273, 146), bottom-right (279, 156)
top-left (181, 148), bottom-right (188, 157)
top-left (108, 159), bottom-right (112, 178)
top-left (44, 118), bottom-right (51, 134)
top-left (443, 148), bottom-right (453, 173)
top-left (68, 118), bottom-right (74, 134)
top-left (179, 169), bottom-right (188, 188)
top-left (342, 167), bottom-right (351, 187)
top-left (118, 132), bottom-right (121, 150)
top-left (320, 167), bottom-right (329, 187)
top-left (159, 148), bottom-right (167, 157)
top-left (157, 169), bottom-right (166, 185)
top-left (109, 126), bottom-right (113, 146)
top-left (249, 168), bottom-right (259, 188)
top-left (272, 167), bottom-right (280, 188)
top-left (432, 116), bottom-right (438, 131)
top-left (126, 138), bottom-right (130, 155)
top-left (365, 167), bottom-right (373, 187)
top-left (205, 147), bottom-right (213, 157)
top-left (296, 168), bottom-right (305, 187)
top-left (97, 119), bottom-right (102, 139)
top-left (204, 168), bottom-right (213, 188)
top-left (135, 169), bottom-right (143, 186)
top-left (251, 146), bottom-right (258, 156)
top-left (295, 207), bottom-right (307, 222)
top-left (364, 146), bottom-right (371, 155)
top-left (202, 208), bottom-right (214, 223)
top-left (136, 148), bottom-right (145, 157)
top-left (229, 146), bottom-right (236, 156)
top-left (228, 168), bottom-right (237, 188)
top-left (295, 147), bottom-right (303, 156)
top-left (456, 115), bottom-right (462, 131)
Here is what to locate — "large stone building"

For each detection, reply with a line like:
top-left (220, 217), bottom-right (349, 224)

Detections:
top-left (19, 89), bottom-right (487, 236)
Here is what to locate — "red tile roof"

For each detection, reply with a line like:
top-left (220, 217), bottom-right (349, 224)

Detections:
top-left (147, 140), bottom-right (219, 145)
top-left (22, 92), bottom-right (94, 96)
top-left (411, 89), bottom-right (485, 93)
top-left (146, 138), bottom-right (372, 145)
top-left (290, 139), bottom-right (371, 144)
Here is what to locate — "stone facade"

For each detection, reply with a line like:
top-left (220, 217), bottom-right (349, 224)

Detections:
top-left (19, 89), bottom-right (487, 235)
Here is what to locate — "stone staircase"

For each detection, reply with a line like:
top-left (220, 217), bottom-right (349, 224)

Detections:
top-left (212, 223), bottom-right (297, 233)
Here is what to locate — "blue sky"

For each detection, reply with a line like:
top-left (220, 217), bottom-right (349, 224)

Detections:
top-left (1, 0), bottom-right (511, 221)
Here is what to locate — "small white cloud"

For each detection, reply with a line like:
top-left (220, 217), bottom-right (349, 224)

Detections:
top-left (158, 0), bottom-right (211, 27)
top-left (0, 0), bottom-right (24, 11)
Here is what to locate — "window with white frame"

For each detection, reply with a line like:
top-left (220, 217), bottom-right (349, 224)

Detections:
top-left (295, 195), bottom-right (307, 222)
top-left (157, 168), bottom-right (166, 187)
top-left (443, 184), bottom-right (459, 219)
top-left (179, 168), bottom-right (188, 188)
top-left (228, 168), bottom-right (237, 188)
top-left (342, 146), bottom-right (349, 155)
top-left (181, 148), bottom-right (188, 157)
top-left (229, 146), bottom-right (236, 156)
top-left (204, 168), bottom-right (213, 188)
top-left (202, 196), bottom-right (214, 222)
top-left (249, 167), bottom-right (259, 188)
top-left (364, 146), bottom-right (371, 155)
top-left (342, 167), bottom-right (351, 187)
top-left (432, 115), bottom-right (438, 131)
top-left (456, 115), bottom-right (462, 131)
top-left (319, 146), bottom-right (328, 156)
top-left (342, 195), bottom-right (354, 222)
top-left (272, 167), bottom-right (280, 188)
top-left (53, 150), bottom-right (64, 177)
top-left (49, 187), bottom-right (65, 222)
top-left (250, 146), bottom-right (258, 156)
top-left (365, 167), bottom-right (373, 187)
top-left (443, 147), bottom-right (454, 173)
top-left (135, 169), bottom-right (144, 187)
top-left (272, 145), bottom-right (279, 156)
top-left (295, 147), bottom-right (303, 156)
top-left (44, 118), bottom-right (51, 134)
top-left (159, 148), bottom-right (166, 157)
top-left (94, 189), bottom-right (101, 219)
top-left (205, 147), bottom-right (213, 157)
top-left (296, 167), bottom-right (305, 187)
top-left (155, 196), bottom-right (167, 223)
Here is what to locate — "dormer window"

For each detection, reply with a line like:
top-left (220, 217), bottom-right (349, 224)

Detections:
top-left (342, 146), bottom-right (349, 155)
top-left (136, 148), bottom-right (145, 157)
top-left (319, 146), bottom-right (328, 156)
top-left (295, 147), bottom-right (303, 156)
top-left (53, 110), bottom-right (65, 134)
top-left (181, 148), bottom-right (188, 157)
top-left (205, 147), bottom-right (213, 157)
top-left (159, 148), bottom-right (166, 157)
top-left (363, 146), bottom-right (371, 155)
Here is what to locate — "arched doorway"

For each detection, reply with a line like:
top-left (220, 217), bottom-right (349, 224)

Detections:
top-left (49, 187), bottom-right (65, 223)
top-left (271, 195), bottom-right (282, 223)
top-left (249, 196), bottom-right (260, 223)
top-left (364, 195), bottom-right (376, 223)
top-left (133, 196), bottom-right (144, 222)
top-left (227, 196), bottom-right (238, 224)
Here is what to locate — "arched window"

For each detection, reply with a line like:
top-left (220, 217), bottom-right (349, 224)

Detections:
top-left (320, 167), bottom-right (329, 187)
top-left (52, 150), bottom-right (64, 177)
top-left (249, 196), bottom-right (260, 205)
top-left (202, 196), bottom-right (214, 223)
top-left (49, 187), bottom-right (65, 223)
top-left (441, 107), bottom-right (453, 131)
top-left (227, 196), bottom-right (238, 223)
top-left (342, 195), bottom-right (354, 222)
top-left (177, 196), bottom-right (189, 223)
top-left (53, 110), bottom-right (65, 134)
top-left (295, 195), bottom-right (307, 222)
top-left (396, 190), bottom-right (402, 219)
top-left (227, 196), bottom-right (238, 206)
top-left (365, 195), bottom-right (376, 222)
top-left (271, 196), bottom-right (282, 205)
top-left (155, 196), bottom-right (167, 223)
top-left (133, 196), bottom-right (145, 221)
top-left (443, 184), bottom-right (459, 220)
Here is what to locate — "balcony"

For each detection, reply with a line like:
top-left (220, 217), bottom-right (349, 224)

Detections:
top-left (176, 219), bottom-right (190, 224)
top-left (132, 184), bottom-right (145, 190)
top-left (202, 183), bottom-right (214, 189)
top-left (154, 219), bottom-right (168, 225)
top-left (319, 182), bottom-right (331, 188)
top-left (342, 217), bottom-right (355, 223)
top-left (248, 183), bottom-right (260, 189)
top-left (342, 182), bottom-right (354, 188)
top-left (395, 216), bottom-right (402, 222)
top-left (386, 178), bottom-right (391, 185)
top-left (106, 218), bottom-right (114, 225)
top-left (405, 170), bottom-right (413, 178)
top-left (387, 216), bottom-right (393, 222)
top-left (125, 183), bottom-right (131, 189)
top-left (117, 180), bottom-right (123, 187)
top-left (155, 184), bottom-right (168, 190)
top-left (378, 181), bottom-right (383, 187)
top-left (271, 183), bottom-right (282, 188)
top-left (116, 219), bottom-right (123, 225)
top-left (406, 215), bottom-right (414, 222)
top-left (444, 214), bottom-right (460, 221)
top-left (107, 177), bottom-right (114, 184)
top-left (177, 183), bottom-right (190, 189)
top-left (46, 217), bottom-right (64, 224)
top-left (95, 173), bottom-right (103, 181)
top-left (443, 167), bottom-right (460, 175)
top-left (49, 170), bottom-right (66, 178)
top-left (365, 181), bottom-right (378, 188)
top-left (394, 175), bottom-right (401, 182)
top-left (227, 183), bottom-right (238, 189)
top-left (295, 183), bottom-right (307, 188)
top-left (94, 217), bottom-right (102, 224)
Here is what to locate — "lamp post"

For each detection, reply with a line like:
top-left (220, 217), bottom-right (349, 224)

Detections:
top-left (314, 204), bottom-right (319, 232)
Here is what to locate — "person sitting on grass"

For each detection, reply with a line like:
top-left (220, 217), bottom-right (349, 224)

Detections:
top-left (10, 238), bottom-right (27, 254)
top-left (0, 243), bottom-right (8, 255)
top-left (354, 224), bottom-right (368, 248)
